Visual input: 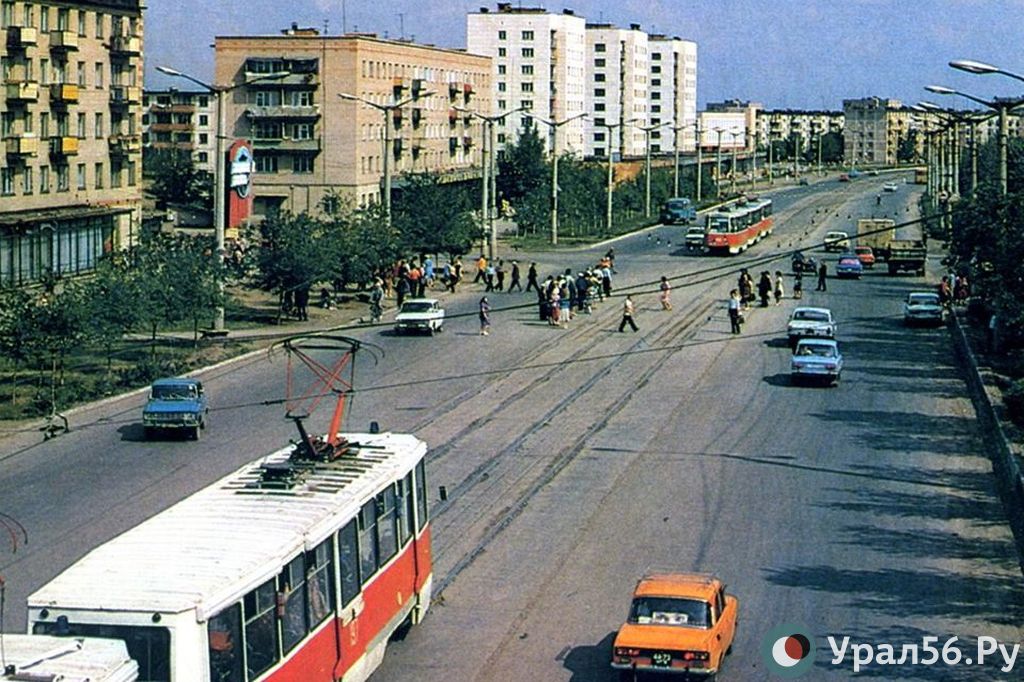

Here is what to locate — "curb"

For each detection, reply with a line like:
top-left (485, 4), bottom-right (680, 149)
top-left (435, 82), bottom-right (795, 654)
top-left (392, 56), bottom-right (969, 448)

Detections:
top-left (949, 310), bottom-right (1024, 504)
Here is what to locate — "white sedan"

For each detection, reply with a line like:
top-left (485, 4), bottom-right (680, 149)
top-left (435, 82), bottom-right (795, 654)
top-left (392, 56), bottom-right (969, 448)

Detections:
top-left (882, 181), bottom-right (899, 192)
top-left (787, 307), bottom-right (836, 348)
top-left (903, 292), bottom-right (945, 326)
top-left (394, 298), bottom-right (445, 335)
top-left (791, 338), bottom-right (844, 386)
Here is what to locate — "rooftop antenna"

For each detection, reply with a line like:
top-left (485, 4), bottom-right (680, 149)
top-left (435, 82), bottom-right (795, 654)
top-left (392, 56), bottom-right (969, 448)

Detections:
top-left (398, 12), bottom-right (405, 40)
top-left (342, 0), bottom-right (347, 34)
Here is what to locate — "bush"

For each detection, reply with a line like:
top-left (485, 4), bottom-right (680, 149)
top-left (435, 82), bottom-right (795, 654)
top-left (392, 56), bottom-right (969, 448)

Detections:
top-left (1005, 379), bottom-right (1024, 427)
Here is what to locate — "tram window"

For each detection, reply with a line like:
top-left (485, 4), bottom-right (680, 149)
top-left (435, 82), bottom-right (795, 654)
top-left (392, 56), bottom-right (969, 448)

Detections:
top-left (278, 554), bottom-right (309, 654)
top-left (243, 579), bottom-right (280, 678)
top-left (377, 486), bottom-right (398, 564)
top-left (415, 459), bottom-right (428, 532)
top-left (358, 499), bottom-right (379, 584)
top-left (307, 537), bottom-right (335, 626)
top-left (397, 472), bottom-right (413, 546)
top-left (35, 622), bottom-right (170, 681)
top-left (338, 519), bottom-right (361, 607)
top-left (208, 604), bottom-right (244, 682)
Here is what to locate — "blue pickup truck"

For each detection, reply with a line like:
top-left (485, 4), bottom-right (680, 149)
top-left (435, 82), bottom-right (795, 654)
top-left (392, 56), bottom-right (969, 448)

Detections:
top-left (142, 377), bottom-right (208, 440)
top-left (659, 197), bottom-right (697, 225)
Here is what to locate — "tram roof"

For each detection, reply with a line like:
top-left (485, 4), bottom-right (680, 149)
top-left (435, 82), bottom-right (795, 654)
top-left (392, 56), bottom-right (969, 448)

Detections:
top-left (0, 635), bottom-right (138, 682)
top-left (28, 432), bottom-right (427, 621)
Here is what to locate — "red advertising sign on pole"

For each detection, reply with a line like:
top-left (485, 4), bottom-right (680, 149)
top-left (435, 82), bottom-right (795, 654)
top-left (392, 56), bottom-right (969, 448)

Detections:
top-left (226, 139), bottom-right (254, 239)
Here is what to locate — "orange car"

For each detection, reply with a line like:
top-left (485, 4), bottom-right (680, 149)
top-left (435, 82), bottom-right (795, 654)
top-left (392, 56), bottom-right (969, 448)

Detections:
top-left (611, 572), bottom-right (738, 679)
top-left (854, 246), bottom-right (876, 268)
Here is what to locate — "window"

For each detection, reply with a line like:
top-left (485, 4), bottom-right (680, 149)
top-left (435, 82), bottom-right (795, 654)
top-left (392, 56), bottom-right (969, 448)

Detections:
top-left (594, 88), bottom-right (605, 97)
top-left (519, 100), bottom-right (533, 110)
top-left (338, 519), bottom-right (360, 607)
top-left (521, 64), bottom-right (533, 75)
top-left (652, 52), bottom-right (661, 60)
top-left (94, 62), bottom-right (102, 88)
top-left (198, 151), bottom-right (208, 163)
top-left (594, 73), bottom-right (605, 82)
top-left (243, 580), bottom-right (280, 679)
top-left (199, 95), bottom-right (209, 107)
top-left (278, 554), bottom-right (309, 654)
top-left (398, 473), bottom-right (414, 546)
top-left (56, 7), bottom-right (68, 30)
top-left (95, 12), bottom-right (104, 38)
top-left (307, 538), bottom-right (334, 626)
top-left (94, 162), bottom-right (103, 188)
top-left (110, 160), bottom-right (122, 188)
top-left (497, 30), bottom-right (506, 40)
top-left (652, 65), bottom-right (661, 74)
top-left (651, 92), bottom-right (661, 100)
top-left (292, 156), bottom-right (313, 173)
top-left (594, 58), bottom-right (605, 68)
top-left (377, 486), bottom-right (398, 564)
top-left (652, 79), bottom-right (661, 87)
top-left (21, 167), bottom-right (32, 195)
top-left (594, 118), bottom-right (606, 126)
top-left (40, 58), bottom-right (49, 85)
top-left (1, 1), bottom-right (12, 28)
top-left (497, 47), bottom-right (506, 57)
top-left (199, 133), bottom-right (208, 144)
top-left (254, 155), bottom-right (277, 173)
top-left (358, 499), bottom-right (378, 583)
top-left (415, 459), bottom-right (428, 532)
top-left (521, 82), bottom-right (533, 92)
top-left (21, 2), bottom-right (32, 25)
top-left (253, 90), bottom-right (281, 106)
top-left (293, 123), bottom-right (312, 140)
top-left (594, 132), bottom-right (606, 142)
top-left (290, 90), bottom-right (313, 107)
top-left (497, 64), bottom-right (506, 75)
top-left (76, 163), bottom-right (86, 189)
top-left (39, 6), bottom-right (47, 31)
top-left (521, 47), bottom-right (533, 58)
top-left (76, 112), bottom-right (86, 138)
top-left (199, 114), bottom-right (208, 126)
top-left (594, 103), bottom-right (605, 112)
top-left (127, 161), bottom-right (136, 186)
top-left (1, 168), bottom-right (13, 196)
top-left (594, 43), bottom-right (606, 53)
top-left (39, 166), bottom-right (49, 193)
top-left (77, 61), bottom-right (86, 86)
top-left (94, 113), bottom-right (103, 138)
top-left (56, 165), bottom-right (69, 192)
top-left (651, 105), bottom-right (661, 113)
top-left (497, 82), bottom-right (506, 92)
top-left (521, 30), bottom-right (534, 40)
top-left (207, 605), bottom-right (243, 682)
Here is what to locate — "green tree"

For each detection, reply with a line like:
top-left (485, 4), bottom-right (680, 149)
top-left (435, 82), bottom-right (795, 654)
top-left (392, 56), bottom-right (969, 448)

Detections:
top-left (30, 281), bottom-right (90, 414)
top-left (323, 204), bottom-right (401, 288)
top-left (246, 211), bottom-right (326, 317)
top-left (820, 132), bottom-right (844, 164)
top-left (81, 254), bottom-right (141, 374)
top-left (0, 287), bottom-right (36, 403)
top-left (144, 148), bottom-right (213, 208)
top-left (497, 120), bottom-right (548, 203)
top-left (392, 172), bottom-right (480, 257)
top-left (897, 130), bottom-right (919, 163)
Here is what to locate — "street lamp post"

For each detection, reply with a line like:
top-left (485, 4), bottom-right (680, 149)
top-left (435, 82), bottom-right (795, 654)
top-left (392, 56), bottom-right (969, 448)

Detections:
top-left (339, 89), bottom-right (434, 224)
top-left (634, 121), bottom-right (668, 217)
top-left (767, 131), bottom-right (774, 185)
top-left (713, 127), bottom-right (725, 198)
top-left (727, 129), bottom-right (741, 194)
top-left (456, 106), bottom-right (525, 259)
top-left (156, 65), bottom-right (288, 331)
top-left (529, 112), bottom-right (587, 245)
top-left (694, 121), bottom-right (703, 202)
top-left (601, 118), bottom-right (637, 233)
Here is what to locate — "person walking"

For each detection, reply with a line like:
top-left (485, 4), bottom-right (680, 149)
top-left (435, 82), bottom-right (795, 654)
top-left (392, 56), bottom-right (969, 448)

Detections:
top-left (728, 289), bottom-right (742, 334)
top-left (369, 279), bottom-right (384, 323)
top-left (474, 255), bottom-right (487, 284)
top-left (495, 260), bottom-right (506, 291)
top-left (525, 262), bottom-right (540, 293)
top-left (659, 276), bottom-right (672, 310)
top-left (601, 263), bottom-right (613, 299)
top-left (816, 261), bottom-right (828, 291)
top-left (773, 271), bottom-right (785, 305)
top-left (478, 297), bottom-right (491, 336)
top-left (757, 271), bottom-right (772, 308)
top-left (618, 294), bottom-right (639, 332)
top-left (793, 270), bottom-right (803, 299)
top-left (559, 277), bottom-right (572, 327)
top-left (449, 257), bottom-right (463, 293)
top-left (549, 284), bottom-right (561, 326)
top-left (508, 261), bottom-right (522, 292)
top-left (423, 256), bottom-right (435, 289)
top-left (485, 262), bottom-right (496, 292)
top-left (294, 285), bottom-right (310, 321)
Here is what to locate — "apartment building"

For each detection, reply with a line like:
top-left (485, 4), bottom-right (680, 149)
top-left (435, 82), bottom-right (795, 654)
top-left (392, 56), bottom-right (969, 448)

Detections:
top-left (0, 0), bottom-right (144, 286)
top-left (141, 89), bottom-right (216, 175)
top-left (466, 3), bottom-right (586, 157)
top-left (842, 97), bottom-right (901, 164)
top-left (584, 22), bottom-right (647, 158)
top-left (757, 109), bottom-right (844, 155)
top-left (647, 35), bottom-right (697, 153)
top-left (215, 26), bottom-right (491, 217)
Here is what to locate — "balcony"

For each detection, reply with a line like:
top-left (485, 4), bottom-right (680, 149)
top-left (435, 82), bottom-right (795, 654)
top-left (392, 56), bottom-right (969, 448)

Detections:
top-left (150, 102), bottom-right (197, 114)
top-left (448, 82), bottom-right (460, 100)
top-left (49, 30), bottom-right (78, 51)
top-left (148, 122), bottom-right (192, 133)
top-left (253, 137), bottom-right (321, 153)
top-left (49, 83), bottom-right (79, 104)
top-left (245, 105), bottom-right (320, 120)
top-left (108, 134), bottom-right (142, 156)
top-left (110, 85), bottom-right (142, 107)
top-left (411, 108), bottom-right (422, 129)
top-left (5, 80), bottom-right (40, 102)
top-left (448, 109), bottom-right (458, 127)
top-left (7, 26), bottom-right (38, 48)
top-left (448, 137), bottom-right (458, 154)
top-left (392, 138), bottom-right (403, 159)
top-left (109, 35), bottom-right (141, 56)
top-left (5, 134), bottom-right (40, 157)
top-left (49, 136), bottom-right (79, 156)
top-left (392, 109), bottom-right (404, 129)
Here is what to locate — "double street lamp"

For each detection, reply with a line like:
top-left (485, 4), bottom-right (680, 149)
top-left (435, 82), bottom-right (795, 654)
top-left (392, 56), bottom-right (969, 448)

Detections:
top-left (456, 106), bottom-right (525, 259)
top-left (634, 120), bottom-right (670, 217)
top-left (529, 112), bottom-right (587, 245)
top-left (600, 118), bottom-right (637, 233)
top-left (156, 65), bottom-right (289, 331)
top-left (726, 129), bottom-right (743, 194)
top-left (338, 89), bottom-right (434, 225)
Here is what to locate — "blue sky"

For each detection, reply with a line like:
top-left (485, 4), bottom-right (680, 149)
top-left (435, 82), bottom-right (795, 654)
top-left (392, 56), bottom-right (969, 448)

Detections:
top-left (146, 0), bottom-right (1024, 110)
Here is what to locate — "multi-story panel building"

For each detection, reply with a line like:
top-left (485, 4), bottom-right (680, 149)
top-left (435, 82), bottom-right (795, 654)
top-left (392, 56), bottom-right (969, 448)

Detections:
top-left (0, 0), bottom-right (144, 286)
top-left (843, 97), bottom-right (901, 164)
top-left (584, 22), bottom-right (647, 158)
top-left (142, 89), bottom-right (216, 174)
top-left (647, 35), bottom-right (697, 153)
top-left (215, 26), bottom-right (491, 217)
top-left (756, 109), bottom-right (845, 156)
top-left (466, 3), bottom-right (586, 157)
top-left (704, 99), bottom-right (760, 150)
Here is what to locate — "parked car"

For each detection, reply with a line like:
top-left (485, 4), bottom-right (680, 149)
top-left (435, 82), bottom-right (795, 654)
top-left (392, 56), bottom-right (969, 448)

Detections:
top-left (791, 338), bottom-right (844, 386)
top-left (684, 225), bottom-right (706, 250)
top-left (836, 253), bottom-right (864, 279)
top-left (854, 245), bottom-right (876, 268)
top-left (788, 307), bottom-right (836, 348)
top-left (611, 572), bottom-right (738, 678)
top-left (823, 231), bottom-right (850, 252)
top-left (882, 181), bottom-right (899, 192)
top-left (659, 197), bottom-right (697, 225)
top-left (394, 298), bottom-right (445, 335)
top-left (903, 292), bottom-right (946, 326)
top-left (142, 377), bottom-right (208, 440)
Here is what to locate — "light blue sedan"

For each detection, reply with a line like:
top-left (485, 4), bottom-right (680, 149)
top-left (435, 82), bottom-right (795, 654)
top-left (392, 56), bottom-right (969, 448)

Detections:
top-left (835, 253), bottom-right (864, 279)
top-left (791, 338), bottom-right (843, 386)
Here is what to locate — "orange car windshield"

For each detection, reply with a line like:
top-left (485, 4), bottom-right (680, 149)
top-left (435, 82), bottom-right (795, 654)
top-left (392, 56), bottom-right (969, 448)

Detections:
top-left (629, 597), bottom-right (711, 628)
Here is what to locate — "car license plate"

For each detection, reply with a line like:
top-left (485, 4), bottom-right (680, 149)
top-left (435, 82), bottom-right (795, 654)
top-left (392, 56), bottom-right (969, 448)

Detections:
top-left (652, 651), bottom-right (672, 667)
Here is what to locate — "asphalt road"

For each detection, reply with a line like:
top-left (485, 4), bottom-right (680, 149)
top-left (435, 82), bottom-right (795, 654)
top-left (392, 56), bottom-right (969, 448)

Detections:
top-left (2, 173), bottom-right (1021, 681)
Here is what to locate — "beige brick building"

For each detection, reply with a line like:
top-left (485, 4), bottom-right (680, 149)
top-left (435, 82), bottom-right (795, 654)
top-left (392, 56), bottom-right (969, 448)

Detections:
top-left (0, 0), bottom-right (143, 286)
top-left (142, 89), bottom-right (217, 175)
top-left (214, 26), bottom-right (492, 217)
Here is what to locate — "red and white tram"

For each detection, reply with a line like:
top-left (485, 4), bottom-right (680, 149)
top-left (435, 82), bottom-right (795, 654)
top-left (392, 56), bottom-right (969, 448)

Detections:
top-left (704, 196), bottom-right (774, 254)
top-left (27, 430), bottom-right (431, 682)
